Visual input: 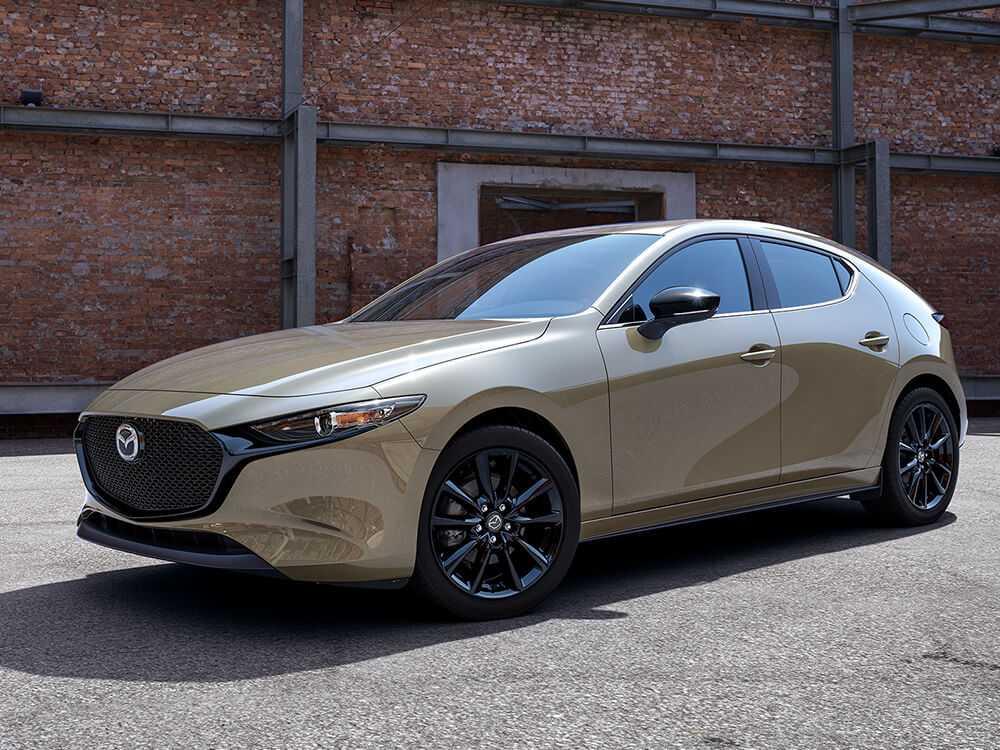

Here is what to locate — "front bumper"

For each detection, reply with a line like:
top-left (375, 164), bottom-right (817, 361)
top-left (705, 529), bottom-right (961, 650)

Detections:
top-left (77, 416), bottom-right (441, 585)
top-left (77, 510), bottom-right (279, 574)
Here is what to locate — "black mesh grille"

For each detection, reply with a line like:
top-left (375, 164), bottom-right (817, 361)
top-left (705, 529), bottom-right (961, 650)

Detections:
top-left (82, 416), bottom-right (223, 516)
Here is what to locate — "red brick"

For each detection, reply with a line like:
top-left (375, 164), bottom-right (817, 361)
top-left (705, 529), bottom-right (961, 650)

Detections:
top-left (0, 133), bottom-right (280, 382)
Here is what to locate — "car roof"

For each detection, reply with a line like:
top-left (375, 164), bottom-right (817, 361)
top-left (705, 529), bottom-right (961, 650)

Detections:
top-left (523, 218), bottom-right (828, 242)
top-left (518, 218), bottom-right (886, 271)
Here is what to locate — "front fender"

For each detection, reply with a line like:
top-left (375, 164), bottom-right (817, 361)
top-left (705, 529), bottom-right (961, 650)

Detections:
top-left (375, 311), bottom-right (614, 521)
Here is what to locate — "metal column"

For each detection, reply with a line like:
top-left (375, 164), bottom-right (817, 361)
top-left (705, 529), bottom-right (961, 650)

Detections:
top-left (832, 0), bottom-right (855, 248)
top-left (866, 138), bottom-right (892, 269)
top-left (282, 0), bottom-right (304, 116)
top-left (280, 106), bottom-right (317, 328)
top-left (279, 0), bottom-right (316, 328)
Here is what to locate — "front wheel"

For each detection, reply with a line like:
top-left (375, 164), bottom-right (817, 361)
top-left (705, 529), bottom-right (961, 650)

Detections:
top-left (862, 387), bottom-right (959, 526)
top-left (411, 425), bottom-right (580, 620)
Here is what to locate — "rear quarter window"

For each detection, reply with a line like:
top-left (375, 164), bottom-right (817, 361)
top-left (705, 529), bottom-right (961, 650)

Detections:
top-left (832, 257), bottom-right (853, 294)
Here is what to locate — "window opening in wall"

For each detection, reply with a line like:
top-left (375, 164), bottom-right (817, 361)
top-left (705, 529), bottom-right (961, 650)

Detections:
top-left (479, 188), bottom-right (664, 245)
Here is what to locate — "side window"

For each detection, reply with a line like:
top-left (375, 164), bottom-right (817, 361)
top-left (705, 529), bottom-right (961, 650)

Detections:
top-left (623, 238), bottom-right (752, 322)
top-left (758, 241), bottom-right (845, 309)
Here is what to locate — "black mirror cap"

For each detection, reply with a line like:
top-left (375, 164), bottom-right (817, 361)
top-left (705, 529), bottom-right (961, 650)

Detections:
top-left (638, 286), bottom-right (720, 340)
top-left (648, 286), bottom-right (720, 318)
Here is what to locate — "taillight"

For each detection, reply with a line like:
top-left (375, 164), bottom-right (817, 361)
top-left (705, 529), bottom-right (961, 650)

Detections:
top-left (932, 312), bottom-right (949, 330)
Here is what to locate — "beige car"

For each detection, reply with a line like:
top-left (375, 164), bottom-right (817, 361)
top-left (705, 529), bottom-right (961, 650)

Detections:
top-left (76, 220), bottom-right (965, 619)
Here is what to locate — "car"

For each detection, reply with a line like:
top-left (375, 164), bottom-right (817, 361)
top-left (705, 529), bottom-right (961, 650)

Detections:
top-left (75, 219), bottom-right (966, 620)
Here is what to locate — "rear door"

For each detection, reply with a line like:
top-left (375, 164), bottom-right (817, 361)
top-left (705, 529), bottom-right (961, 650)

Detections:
top-left (750, 237), bottom-right (899, 483)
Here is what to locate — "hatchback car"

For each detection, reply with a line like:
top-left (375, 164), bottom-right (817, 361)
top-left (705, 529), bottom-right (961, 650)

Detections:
top-left (76, 220), bottom-right (965, 619)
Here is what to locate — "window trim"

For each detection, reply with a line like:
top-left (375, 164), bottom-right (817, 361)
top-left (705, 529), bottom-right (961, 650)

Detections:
top-left (599, 233), bottom-right (766, 328)
top-left (748, 235), bottom-right (858, 313)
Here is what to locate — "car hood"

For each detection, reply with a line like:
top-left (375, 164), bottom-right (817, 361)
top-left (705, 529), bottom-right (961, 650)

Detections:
top-left (108, 319), bottom-right (550, 398)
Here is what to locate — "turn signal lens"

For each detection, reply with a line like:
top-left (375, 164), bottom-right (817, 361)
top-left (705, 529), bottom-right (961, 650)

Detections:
top-left (932, 312), bottom-right (949, 330)
top-left (251, 396), bottom-right (425, 443)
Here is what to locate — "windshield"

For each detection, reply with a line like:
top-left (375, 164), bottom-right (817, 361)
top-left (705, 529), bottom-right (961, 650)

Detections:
top-left (350, 233), bottom-right (659, 321)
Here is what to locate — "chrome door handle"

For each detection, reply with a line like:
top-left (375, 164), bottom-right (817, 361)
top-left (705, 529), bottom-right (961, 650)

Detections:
top-left (740, 346), bottom-right (776, 364)
top-left (859, 332), bottom-right (890, 350)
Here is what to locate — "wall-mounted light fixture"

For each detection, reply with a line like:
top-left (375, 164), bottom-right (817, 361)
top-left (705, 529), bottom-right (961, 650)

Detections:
top-left (19, 89), bottom-right (43, 107)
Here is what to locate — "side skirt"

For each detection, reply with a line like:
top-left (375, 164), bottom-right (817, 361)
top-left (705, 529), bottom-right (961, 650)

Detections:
top-left (581, 467), bottom-right (882, 543)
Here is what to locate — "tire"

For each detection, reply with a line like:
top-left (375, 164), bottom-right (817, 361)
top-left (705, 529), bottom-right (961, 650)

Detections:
top-left (410, 425), bottom-right (580, 620)
top-left (862, 387), bottom-right (959, 526)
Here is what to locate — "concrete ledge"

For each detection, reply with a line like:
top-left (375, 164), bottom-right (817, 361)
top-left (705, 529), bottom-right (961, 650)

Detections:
top-left (0, 384), bottom-right (111, 415)
top-left (961, 375), bottom-right (1000, 401)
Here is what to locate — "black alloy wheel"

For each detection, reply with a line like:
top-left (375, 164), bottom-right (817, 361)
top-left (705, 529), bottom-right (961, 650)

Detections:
top-left (897, 401), bottom-right (955, 511)
top-left (862, 387), bottom-right (959, 526)
top-left (412, 425), bottom-right (580, 620)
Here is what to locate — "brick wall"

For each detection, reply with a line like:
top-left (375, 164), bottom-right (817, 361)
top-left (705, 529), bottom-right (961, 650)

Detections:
top-left (305, 2), bottom-right (832, 146)
top-left (1, 0), bottom-right (281, 116)
top-left (888, 174), bottom-right (1000, 376)
top-left (0, 133), bottom-right (280, 382)
top-left (855, 35), bottom-right (1000, 156)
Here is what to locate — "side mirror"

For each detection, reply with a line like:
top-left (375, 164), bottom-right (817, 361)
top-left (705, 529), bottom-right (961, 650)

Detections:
top-left (637, 286), bottom-right (720, 340)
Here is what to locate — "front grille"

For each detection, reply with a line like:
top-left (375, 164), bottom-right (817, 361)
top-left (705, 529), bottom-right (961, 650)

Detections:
top-left (82, 415), bottom-right (224, 517)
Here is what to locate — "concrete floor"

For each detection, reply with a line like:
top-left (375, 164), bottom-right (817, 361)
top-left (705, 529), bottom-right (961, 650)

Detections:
top-left (1, 422), bottom-right (998, 749)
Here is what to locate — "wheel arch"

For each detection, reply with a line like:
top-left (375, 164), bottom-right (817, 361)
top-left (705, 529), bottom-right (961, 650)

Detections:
top-left (895, 373), bottom-right (962, 431)
top-left (444, 407), bottom-right (580, 491)
top-left (868, 362), bottom-right (967, 468)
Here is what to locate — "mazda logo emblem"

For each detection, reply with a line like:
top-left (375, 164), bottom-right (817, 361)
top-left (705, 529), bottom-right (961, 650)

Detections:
top-left (115, 423), bottom-right (143, 462)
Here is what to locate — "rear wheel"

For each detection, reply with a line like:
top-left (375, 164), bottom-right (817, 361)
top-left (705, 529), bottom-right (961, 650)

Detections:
top-left (862, 387), bottom-right (958, 526)
top-left (411, 425), bottom-right (579, 620)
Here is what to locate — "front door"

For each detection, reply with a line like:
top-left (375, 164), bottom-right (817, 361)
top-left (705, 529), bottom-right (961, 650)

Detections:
top-left (597, 237), bottom-right (782, 514)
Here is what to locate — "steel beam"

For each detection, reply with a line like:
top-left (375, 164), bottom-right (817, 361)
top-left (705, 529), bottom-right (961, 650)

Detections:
top-left (888, 152), bottom-right (1000, 175)
top-left (848, 1), bottom-right (1000, 22)
top-left (280, 106), bottom-right (317, 329)
top-left (858, 14), bottom-right (1000, 43)
top-left (317, 121), bottom-right (841, 166)
top-left (3, 106), bottom-right (998, 176)
top-left (832, 0), bottom-right (856, 248)
top-left (489, 0), bottom-right (835, 24)
top-left (492, 0), bottom-right (1000, 43)
top-left (0, 105), bottom-right (281, 140)
top-left (866, 139), bottom-right (892, 268)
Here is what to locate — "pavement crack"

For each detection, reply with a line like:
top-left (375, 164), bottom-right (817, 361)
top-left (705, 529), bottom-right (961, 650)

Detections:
top-left (701, 738), bottom-right (740, 747)
top-left (922, 646), bottom-right (1000, 672)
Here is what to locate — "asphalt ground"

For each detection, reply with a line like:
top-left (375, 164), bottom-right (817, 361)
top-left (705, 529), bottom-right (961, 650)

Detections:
top-left (1, 421), bottom-right (998, 750)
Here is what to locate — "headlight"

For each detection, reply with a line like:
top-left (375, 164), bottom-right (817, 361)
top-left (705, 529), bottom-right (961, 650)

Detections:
top-left (250, 395), bottom-right (425, 443)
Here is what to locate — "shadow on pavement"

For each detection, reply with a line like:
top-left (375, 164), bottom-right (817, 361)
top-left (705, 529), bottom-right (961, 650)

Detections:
top-left (0, 499), bottom-right (953, 683)
top-left (0, 438), bottom-right (76, 457)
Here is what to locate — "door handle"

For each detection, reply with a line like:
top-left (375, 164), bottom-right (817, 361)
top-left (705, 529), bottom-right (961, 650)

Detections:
top-left (740, 345), bottom-right (777, 364)
top-left (859, 332), bottom-right (890, 350)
